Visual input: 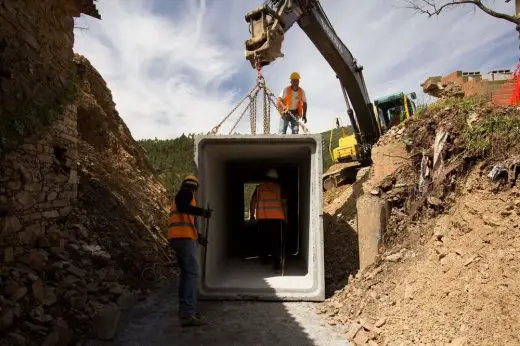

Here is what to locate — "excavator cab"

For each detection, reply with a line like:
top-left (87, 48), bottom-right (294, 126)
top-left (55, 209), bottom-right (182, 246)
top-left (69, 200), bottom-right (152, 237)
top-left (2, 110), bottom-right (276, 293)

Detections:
top-left (374, 92), bottom-right (417, 134)
top-left (244, 4), bottom-right (286, 68)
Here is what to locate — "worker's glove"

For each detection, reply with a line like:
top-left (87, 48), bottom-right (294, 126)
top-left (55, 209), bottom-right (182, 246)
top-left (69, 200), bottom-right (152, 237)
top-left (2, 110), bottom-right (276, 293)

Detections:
top-left (197, 234), bottom-right (208, 247)
top-left (302, 116), bottom-right (307, 124)
top-left (202, 208), bottom-right (213, 218)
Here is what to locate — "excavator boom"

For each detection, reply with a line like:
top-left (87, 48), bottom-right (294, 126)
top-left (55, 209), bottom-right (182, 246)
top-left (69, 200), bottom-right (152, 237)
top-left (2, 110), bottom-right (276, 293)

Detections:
top-left (244, 0), bottom-right (380, 156)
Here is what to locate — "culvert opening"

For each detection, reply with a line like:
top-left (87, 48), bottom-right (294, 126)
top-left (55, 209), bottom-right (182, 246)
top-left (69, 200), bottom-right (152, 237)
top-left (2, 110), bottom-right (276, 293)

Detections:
top-left (196, 136), bottom-right (324, 301)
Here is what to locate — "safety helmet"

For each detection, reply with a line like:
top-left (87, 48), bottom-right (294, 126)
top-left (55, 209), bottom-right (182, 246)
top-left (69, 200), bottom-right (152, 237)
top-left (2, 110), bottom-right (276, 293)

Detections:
top-left (182, 175), bottom-right (199, 188)
top-left (290, 72), bottom-right (300, 80)
top-left (266, 169), bottom-right (278, 179)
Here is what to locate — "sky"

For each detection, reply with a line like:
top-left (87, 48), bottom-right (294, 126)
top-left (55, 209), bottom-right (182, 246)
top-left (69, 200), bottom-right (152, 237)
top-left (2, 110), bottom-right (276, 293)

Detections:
top-left (73, 0), bottom-right (518, 139)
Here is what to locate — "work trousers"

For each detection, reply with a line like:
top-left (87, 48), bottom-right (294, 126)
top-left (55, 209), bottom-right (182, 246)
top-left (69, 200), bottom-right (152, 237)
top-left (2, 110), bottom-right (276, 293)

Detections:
top-left (169, 238), bottom-right (198, 318)
top-left (258, 219), bottom-right (285, 269)
top-left (278, 110), bottom-right (299, 134)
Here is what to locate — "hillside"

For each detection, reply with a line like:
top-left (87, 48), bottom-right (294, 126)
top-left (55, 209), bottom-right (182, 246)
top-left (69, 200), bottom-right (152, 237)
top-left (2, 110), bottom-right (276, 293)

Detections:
top-left (0, 54), bottom-right (172, 345)
top-left (320, 97), bottom-right (520, 345)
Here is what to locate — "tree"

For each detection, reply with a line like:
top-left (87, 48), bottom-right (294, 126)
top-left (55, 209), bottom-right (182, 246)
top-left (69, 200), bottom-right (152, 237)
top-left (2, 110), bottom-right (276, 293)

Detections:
top-left (402, 0), bottom-right (519, 25)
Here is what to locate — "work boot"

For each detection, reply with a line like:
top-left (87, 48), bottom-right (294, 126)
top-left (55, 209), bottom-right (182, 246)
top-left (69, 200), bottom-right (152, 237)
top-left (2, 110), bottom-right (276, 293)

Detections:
top-left (180, 313), bottom-right (206, 327)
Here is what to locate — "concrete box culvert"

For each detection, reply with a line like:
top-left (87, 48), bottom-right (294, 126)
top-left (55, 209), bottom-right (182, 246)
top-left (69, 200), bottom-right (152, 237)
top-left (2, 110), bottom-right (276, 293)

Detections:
top-left (194, 135), bottom-right (325, 301)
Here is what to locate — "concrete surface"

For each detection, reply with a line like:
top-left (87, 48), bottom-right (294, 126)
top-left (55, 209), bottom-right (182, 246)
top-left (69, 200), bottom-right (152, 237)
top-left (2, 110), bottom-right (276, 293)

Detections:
top-left (356, 195), bottom-right (389, 269)
top-left (81, 278), bottom-right (350, 346)
top-left (194, 135), bottom-right (324, 301)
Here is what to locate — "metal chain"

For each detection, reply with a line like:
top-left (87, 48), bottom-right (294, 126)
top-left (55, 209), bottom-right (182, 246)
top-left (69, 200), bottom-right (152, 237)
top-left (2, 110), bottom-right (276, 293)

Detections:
top-left (263, 88), bottom-right (270, 134)
top-left (229, 97), bottom-right (256, 134)
top-left (210, 84), bottom-right (259, 135)
top-left (250, 94), bottom-right (257, 135)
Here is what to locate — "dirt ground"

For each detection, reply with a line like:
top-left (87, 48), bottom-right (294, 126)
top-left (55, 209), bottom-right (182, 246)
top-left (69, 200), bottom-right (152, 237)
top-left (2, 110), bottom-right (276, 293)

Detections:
top-left (80, 278), bottom-right (350, 346)
top-left (320, 100), bottom-right (520, 345)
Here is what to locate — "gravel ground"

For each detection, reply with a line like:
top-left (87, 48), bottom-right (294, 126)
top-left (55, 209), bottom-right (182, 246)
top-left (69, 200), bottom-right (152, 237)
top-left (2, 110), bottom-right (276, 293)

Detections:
top-left (81, 278), bottom-right (350, 346)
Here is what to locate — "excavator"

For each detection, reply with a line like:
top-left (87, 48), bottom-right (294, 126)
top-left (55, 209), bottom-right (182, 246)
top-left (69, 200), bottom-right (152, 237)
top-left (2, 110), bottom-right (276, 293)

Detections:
top-left (243, 0), bottom-right (417, 190)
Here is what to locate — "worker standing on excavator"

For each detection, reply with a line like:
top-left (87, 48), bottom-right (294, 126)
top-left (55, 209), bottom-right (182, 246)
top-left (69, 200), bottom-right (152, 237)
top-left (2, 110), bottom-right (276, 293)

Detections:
top-left (277, 72), bottom-right (308, 134)
top-left (168, 175), bottom-right (212, 327)
top-left (249, 169), bottom-right (288, 274)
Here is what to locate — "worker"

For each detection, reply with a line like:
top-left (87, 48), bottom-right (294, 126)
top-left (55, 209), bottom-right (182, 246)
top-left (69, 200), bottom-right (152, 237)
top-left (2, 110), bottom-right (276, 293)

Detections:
top-left (276, 72), bottom-right (308, 134)
top-left (168, 175), bottom-right (212, 327)
top-left (249, 168), bottom-right (287, 274)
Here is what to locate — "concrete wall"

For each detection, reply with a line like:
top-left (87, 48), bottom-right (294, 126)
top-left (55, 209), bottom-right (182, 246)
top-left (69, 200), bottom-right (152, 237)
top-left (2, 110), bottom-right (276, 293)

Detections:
top-left (194, 135), bottom-right (325, 301)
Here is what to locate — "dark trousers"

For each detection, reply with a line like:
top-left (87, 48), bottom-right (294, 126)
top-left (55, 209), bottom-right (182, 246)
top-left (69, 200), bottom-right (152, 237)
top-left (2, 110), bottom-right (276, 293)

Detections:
top-left (258, 219), bottom-right (285, 269)
top-left (169, 238), bottom-right (198, 318)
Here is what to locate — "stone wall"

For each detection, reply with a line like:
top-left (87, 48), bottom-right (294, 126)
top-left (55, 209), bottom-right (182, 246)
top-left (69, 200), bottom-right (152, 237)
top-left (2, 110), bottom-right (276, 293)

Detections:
top-left (0, 0), bottom-right (98, 249)
top-left (0, 105), bottom-right (78, 251)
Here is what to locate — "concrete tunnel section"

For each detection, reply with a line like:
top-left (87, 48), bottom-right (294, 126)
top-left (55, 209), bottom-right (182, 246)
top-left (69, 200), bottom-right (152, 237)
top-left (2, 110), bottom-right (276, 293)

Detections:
top-left (194, 135), bottom-right (325, 301)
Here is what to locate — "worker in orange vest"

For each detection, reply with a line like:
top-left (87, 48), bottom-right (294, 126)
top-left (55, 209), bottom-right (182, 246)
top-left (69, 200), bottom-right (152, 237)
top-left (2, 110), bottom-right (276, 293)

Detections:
top-left (249, 168), bottom-right (288, 274)
top-left (168, 175), bottom-right (212, 327)
top-left (276, 72), bottom-right (308, 134)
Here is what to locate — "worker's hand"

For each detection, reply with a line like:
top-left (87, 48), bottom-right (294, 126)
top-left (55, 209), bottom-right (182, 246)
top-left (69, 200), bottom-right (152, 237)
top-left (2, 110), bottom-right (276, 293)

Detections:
top-left (197, 234), bottom-right (208, 247)
top-left (302, 116), bottom-right (307, 124)
top-left (202, 208), bottom-right (213, 218)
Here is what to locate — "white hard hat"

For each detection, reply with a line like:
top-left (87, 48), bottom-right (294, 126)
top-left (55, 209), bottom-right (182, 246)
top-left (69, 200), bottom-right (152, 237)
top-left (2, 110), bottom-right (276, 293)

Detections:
top-left (266, 169), bottom-right (278, 179)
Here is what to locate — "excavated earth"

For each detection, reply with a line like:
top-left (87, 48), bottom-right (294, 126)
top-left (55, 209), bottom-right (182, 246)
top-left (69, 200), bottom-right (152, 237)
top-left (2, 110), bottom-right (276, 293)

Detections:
top-left (319, 99), bottom-right (520, 345)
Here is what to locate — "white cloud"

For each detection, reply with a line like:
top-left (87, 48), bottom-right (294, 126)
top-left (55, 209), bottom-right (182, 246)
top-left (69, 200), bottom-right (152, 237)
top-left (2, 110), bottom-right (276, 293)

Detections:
top-left (74, 0), bottom-right (517, 138)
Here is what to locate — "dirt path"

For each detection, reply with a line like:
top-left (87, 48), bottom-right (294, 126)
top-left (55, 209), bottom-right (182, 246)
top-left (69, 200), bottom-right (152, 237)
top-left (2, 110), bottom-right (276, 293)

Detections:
top-left (81, 278), bottom-right (350, 346)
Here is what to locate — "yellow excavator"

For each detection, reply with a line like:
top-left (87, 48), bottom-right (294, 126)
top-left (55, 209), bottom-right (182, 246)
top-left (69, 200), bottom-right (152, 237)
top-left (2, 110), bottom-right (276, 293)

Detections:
top-left (243, 0), bottom-right (417, 190)
top-left (324, 91), bottom-right (417, 190)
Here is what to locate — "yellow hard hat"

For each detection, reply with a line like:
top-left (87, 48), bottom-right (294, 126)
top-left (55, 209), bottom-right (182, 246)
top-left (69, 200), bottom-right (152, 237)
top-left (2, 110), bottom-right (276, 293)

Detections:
top-left (290, 72), bottom-right (300, 80)
top-left (182, 175), bottom-right (199, 188)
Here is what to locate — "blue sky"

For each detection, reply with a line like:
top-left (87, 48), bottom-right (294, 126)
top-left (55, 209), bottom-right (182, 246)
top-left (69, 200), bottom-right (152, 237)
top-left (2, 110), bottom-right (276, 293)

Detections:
top-left (73, 0), bottom-right (517, 139)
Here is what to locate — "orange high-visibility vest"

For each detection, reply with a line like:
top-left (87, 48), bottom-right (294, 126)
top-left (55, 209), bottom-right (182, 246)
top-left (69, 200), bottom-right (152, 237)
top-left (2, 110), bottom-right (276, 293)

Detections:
top-left (255, 182), bottom-right (286, 220)
top-left (168, 196), bottom-right (197, 240)
top-left (278, 87), bottom-right (304, 118)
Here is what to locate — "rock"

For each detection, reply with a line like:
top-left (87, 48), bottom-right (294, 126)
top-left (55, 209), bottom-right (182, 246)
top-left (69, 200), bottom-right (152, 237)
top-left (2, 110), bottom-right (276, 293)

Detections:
top-left (67, 264), bottom-right (86, 277)
top-left (70, 223), bottom-right (88, 239)
top-left (30, 306), bottom-right (53, 323)
top-left (13, 286), bottom-right (28, 301)
top-left (370, 189), bottom-right (381, 196)
top-left (483, 216), bottom-right (500, 227)
top-left (15, 191), bottom-right (36, 208)
top-left (43, 210), bottom-right (60, 219)
top-left (385, 252), bottom-right (404, 262)
top-left (19, 250), bottom-right (49, 271)
top-left (359, 318), bottom-right (376, 331)
top-left (7, 332), bottom-right (26, 346)
top-left (27, 272), bottom-right (39, 282)
top-left (117, 292), bottom-right (137, 308)
top-left (450, 336), bottom-right (468, 346)
top-left (404, 284), bottom-right (414, 300)
top-left (23, 321), bottom-right (48, 334)
top-left (427, 196), bottom-right (443, 207)
top-left (42, 319), bottom-right (73, 346)
top-left (93, 305), bottom-right (121, 340)
top-left (368, 341), bottom-right (379, 346)
top-left (375, 317), bottom-right (386, 328)
top-left (1, 215), bottom-right (22, 234)
top-left (32, 280), bottom-right (57, 306)
top-left (0, 307), bottom-right (14, 331)
top-left (47, 191), bottom-right (58, 201)
top-left (353, 329), bottom-right (370, 345)
top-left (347, 322), bottom-right (362, 340)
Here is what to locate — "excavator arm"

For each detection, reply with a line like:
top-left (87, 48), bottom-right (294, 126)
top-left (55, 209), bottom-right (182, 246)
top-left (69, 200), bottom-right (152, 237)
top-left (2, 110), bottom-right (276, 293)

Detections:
top-left (244, 0), bottom-right (380, 158)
